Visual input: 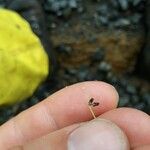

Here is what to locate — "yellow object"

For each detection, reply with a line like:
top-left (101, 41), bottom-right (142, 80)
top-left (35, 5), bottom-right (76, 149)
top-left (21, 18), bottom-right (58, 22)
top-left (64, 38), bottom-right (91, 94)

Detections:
top-left (0, 9), bottom-right (49, 105)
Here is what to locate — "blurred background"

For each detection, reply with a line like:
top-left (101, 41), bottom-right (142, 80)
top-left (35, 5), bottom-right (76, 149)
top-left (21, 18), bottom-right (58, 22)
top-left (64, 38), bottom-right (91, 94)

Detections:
top-left (0, 0), bottom-right (149, 124)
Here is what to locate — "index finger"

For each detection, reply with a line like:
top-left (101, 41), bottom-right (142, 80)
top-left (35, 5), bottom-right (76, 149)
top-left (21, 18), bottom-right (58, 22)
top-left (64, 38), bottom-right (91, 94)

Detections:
top-left (0, 81), bottom-right (119, 148)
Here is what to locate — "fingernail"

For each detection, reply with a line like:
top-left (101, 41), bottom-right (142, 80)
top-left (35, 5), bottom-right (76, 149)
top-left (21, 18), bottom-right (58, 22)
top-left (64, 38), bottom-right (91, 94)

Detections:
top-left (68, 119), bottom-right (129, 150)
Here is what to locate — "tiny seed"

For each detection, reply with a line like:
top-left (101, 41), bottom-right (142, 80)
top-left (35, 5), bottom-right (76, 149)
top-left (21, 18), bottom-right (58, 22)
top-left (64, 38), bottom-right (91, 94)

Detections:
top-left (88, 98), bottom-right (99, 119)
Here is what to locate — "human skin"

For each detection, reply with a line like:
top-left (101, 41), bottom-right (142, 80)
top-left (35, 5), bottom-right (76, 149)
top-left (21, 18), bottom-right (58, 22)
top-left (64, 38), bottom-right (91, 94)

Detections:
top-left (0, 81), bottom-right (149, 149)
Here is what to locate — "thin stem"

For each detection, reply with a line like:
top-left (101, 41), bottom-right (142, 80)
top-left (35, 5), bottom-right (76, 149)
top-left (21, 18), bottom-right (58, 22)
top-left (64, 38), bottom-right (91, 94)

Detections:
top-left (88, 106), bottom-right (96, 119)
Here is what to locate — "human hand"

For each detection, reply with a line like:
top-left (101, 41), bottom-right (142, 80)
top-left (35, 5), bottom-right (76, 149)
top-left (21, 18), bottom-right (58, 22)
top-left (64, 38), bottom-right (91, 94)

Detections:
top-left (0, 81), bottom-right (149, 150)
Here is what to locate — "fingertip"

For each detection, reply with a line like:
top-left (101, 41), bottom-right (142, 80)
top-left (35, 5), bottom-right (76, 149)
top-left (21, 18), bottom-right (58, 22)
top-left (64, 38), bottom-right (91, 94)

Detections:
top-left (48, 81), bottom-right (119, 123)
top-left (77, 81), bottom-right (119, 107)
top-left (80, 81), bottom-right (119, 113)
top-left (97, 81), bottom-right (119, 107)
top-left (100, 108), bottom-right (150, 148)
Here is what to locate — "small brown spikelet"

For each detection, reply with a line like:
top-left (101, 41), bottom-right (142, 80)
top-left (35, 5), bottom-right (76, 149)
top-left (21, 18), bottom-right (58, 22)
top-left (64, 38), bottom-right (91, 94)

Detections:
top-left (88, 98), bottom-right (99, 119)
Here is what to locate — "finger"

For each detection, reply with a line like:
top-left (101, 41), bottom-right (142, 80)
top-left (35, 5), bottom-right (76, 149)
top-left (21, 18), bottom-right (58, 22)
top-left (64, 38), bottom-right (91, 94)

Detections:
top-left (0, 81), bottom-right (118, 149)
top-left (20, 119), bottom-right (129, 150)
top-left (100, 108), bottom-right (150, 149)
top-left (134, 145), bottom-right (150, 150)
top-left (19, 108), bottom-right (150, 150)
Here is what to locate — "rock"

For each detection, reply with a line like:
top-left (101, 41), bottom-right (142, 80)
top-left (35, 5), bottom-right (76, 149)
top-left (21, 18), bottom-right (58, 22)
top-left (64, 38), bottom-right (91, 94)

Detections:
top-left (142, 93), bottom-right (150, 105)
top-left (56, 44), bottom-right (73, 54)
top-left (45, 0), bottom-right (145, 74)
top-left (51, 25), bottom-right (144, 73)
top-left (131, 95), bottom-right (140, 104)
top-left (126, 84), bottom-right (137, 95)
top-left (129, 13), bottom-right (142, 24)
top-left (134, 102), bottom-right (146, 110)
top-left (44, 0), bottom-right (78, 17)
top-left (106, 72), bottom-right (118, 84)
top-left (119, 95), bottom-right (130, 107)
top-left (113, 18), bottom-right (131, 28)
top-left (138, 1), bottom-right (150, 80)
top-left (0, 0), bottom-right (5, 7)
top-left (45, 0), bottom-right (146, 76)
top-left (91, 48), bottom-right (105, 62)
top-left (132, 0), bottom-right (142, 7)
top-left (98, 62), bottom-right (111, 72)
top-left (76, 66), bottom-right (89, 81)
top-left (117, 0), bottom-right (143, 10)
top-left (117, 0), bottom-right (128, 10)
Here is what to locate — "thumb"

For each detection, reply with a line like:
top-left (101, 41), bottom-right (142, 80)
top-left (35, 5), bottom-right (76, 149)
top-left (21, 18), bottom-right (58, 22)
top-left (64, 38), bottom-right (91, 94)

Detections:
top-left (67, 119), bottom-right (130, 150)
top-left (20, 119), bottom-right (130, 149)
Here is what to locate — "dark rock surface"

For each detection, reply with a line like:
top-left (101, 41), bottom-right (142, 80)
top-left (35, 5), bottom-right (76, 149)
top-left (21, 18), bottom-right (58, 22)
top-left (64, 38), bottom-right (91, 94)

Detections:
top-left (137, 0), bottom-right (150, 80)
top-left (46, 0), bottom-right (145, 73)
top-left (0, 0), bottom-right (149, 125)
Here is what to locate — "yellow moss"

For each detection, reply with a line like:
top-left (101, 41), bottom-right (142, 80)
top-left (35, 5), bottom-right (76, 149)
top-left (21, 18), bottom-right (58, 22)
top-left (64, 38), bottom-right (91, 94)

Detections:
top-left (0, 8), bottom-right (49, 105)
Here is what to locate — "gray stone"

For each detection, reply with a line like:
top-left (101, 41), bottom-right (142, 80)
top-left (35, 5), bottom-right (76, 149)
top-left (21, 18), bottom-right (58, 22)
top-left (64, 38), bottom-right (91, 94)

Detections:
top-left (118, 0), bottom-right (129, 10)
